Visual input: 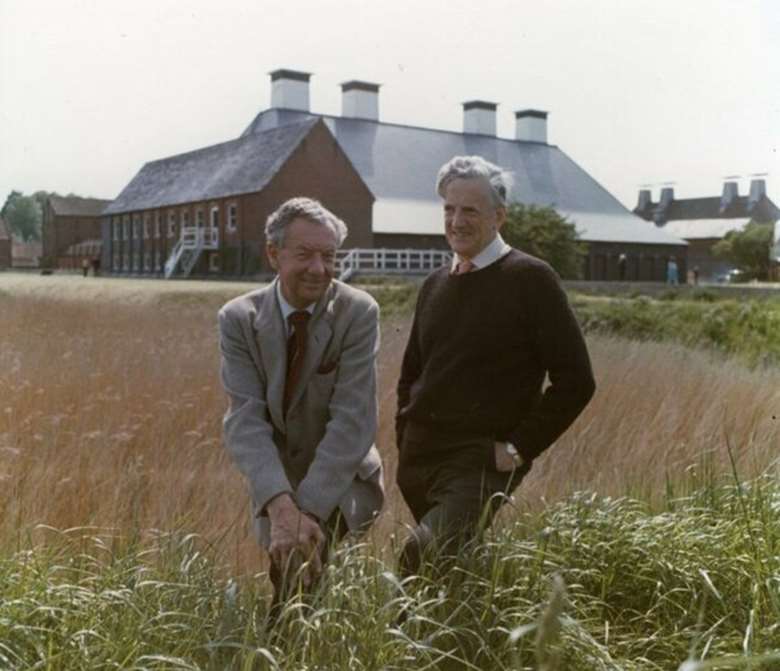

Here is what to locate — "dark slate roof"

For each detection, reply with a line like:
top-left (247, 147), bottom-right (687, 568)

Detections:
top-left (49, 195), bottom-right (112, 217)
top-left (104, 118), bottom-right (321, 215)
top-left (241, 109), bottom-right (685, 245)
top-left (0, 217), bottom-right (9, 240)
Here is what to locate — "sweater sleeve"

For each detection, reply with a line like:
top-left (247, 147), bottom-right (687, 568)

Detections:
top-left (507, 265), bottom-right (596, 463)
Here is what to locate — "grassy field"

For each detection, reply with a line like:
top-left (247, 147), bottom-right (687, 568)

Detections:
top-left (1, 273), bottom-right (778, 669)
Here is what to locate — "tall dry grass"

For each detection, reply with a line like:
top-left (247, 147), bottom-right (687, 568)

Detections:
top-left (1, 275), bottom-right (778, 575)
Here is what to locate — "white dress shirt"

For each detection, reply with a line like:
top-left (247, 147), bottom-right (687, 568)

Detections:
top-left (275, 282), bottom-right (316, 336)
top-left (450, 233), bottom-right (512, 273)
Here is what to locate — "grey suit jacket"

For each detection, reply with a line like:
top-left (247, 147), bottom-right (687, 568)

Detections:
top-left (218, 278), bottom-right (384, 546)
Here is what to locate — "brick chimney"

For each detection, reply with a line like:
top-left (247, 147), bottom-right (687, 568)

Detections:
top-left (463, 101), bottom-right (497, 136)
top-left (269, 69), bottom-right (311, 111)
top-left (515, 109), bottom-right (548, 143)
top-left (341, 80), bottom-right (380, 121)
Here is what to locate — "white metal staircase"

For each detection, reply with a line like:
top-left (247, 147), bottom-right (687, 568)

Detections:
top-left (164, 226), bottom-right (219, 279)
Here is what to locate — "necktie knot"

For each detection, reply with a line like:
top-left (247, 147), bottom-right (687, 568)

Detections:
top-left (288, 310), bottom-right (310, 332)
top-left (454, 259), bottom-right (476, 275)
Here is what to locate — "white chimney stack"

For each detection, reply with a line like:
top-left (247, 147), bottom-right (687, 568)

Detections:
top-left (515, 109), bottom-right (548, 143)
top-left (341, 80), bottom-right (380, 120)
top-left (269, 69), bottom-right (311, 111)
top-left (463, 101), bottom-right (497, 136)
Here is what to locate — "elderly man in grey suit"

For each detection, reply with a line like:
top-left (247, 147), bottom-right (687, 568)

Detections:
top-left (218, 197), bottom-right (384, 610)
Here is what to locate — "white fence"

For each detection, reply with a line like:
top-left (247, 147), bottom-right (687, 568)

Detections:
top-left (337, 248), bottom-right (452, 281)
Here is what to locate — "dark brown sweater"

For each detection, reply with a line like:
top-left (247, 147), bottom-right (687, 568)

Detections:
top-left (396, 249), bottom-right (595, 464)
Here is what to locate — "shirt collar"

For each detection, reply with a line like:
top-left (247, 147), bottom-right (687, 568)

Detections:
top-left (276, 281), bottom-right (315, 334)
top-left (451, 233), bottom-right (512, 272)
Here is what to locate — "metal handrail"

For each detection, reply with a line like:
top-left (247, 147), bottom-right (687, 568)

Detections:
top-left (337, 248), bottom-right (452, 281)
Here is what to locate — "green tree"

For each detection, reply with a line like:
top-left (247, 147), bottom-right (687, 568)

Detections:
top-left (501, 203), bottom-right (588, 279)
top-left (1, 191), bottom-right (42, 241)
top-left (712, 221), bottom-right (773, 281)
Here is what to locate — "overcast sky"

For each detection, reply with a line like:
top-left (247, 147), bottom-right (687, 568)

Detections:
top-left (1, 0), bottom-right (778, 213)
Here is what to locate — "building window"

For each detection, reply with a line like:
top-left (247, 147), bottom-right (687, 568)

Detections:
top-left (123, 216), bottom-right (130, 240)
top-left (144, 252), bottom-right (152, 272)
top-left (167, 212), bottom-right (176, 238)
top-left (154, 212), bottom-right (161, 238)
top-left (143, 214), bottom-right (150, 239)
top-left (227, 203), bottom-right (238, 233)
top-left (209, 253), bottom-right (220, 273)
top-left (113, 253), bottom-right (120, 271)
top-left (182, 209), bottom-right (190, 229)
top-left (132, 215), bottom-right (141, 239)
top-left (112, 219), bottom-right (119, 241)
top-left (210, 206), bottom-right (219, 228)
top-left (154, 250), bottom-right (161, 272)
top-left (196, 208), bottom-right (205, 228)
top-left (123, 253), bottom-right (129, 271)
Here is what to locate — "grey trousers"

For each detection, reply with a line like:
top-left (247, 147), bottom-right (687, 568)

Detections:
top-left (396, 422), bottom-right (530, 576)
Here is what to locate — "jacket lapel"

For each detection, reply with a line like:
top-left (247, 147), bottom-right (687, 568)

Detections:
top-left (252, 278), bottom-right (287, 432)
top-left (287, 283), bottom-right (336, 415)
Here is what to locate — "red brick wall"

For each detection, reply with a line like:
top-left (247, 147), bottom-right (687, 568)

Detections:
top-left (106, 120), bottom-right (374, 278)
top-left (43, 207), bottom-right (103, 266)
top-left (0, 240), bottom-right (11, 268)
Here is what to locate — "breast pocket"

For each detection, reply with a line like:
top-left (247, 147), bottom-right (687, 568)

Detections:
top-left (309, 366), bottom-right (338, 403)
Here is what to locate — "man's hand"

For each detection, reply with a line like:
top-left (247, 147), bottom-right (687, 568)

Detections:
top-left (494, 441), bottom-right (523, 472)
top-left (267, 493), bottom-right (326, 586)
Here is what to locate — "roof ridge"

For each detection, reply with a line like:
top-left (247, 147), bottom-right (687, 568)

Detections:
top-left (144, 117), bottom-right (319, 168)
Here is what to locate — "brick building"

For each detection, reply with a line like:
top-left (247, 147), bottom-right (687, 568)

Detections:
top-left (634, 179), bottom-right (780, 281)
top-left (104, 69), bottom-right (686, 281)
top-left (43, 195), bottom-right (111, 269)
top-left (102, 117), bottom-right (372, 277)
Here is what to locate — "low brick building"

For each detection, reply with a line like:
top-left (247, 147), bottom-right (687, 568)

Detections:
top-left (102, 118), bottom-right (372, 277)
top-left (43, 195), bottom-right (111, 269)
top-left (634, 179), bottom-right (780, 281)
top-left (11, 239), bottom-right (42, 268)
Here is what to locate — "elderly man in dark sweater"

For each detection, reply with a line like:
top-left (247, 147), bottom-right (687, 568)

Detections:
top-left (396, 155), bottom-right (596, 574)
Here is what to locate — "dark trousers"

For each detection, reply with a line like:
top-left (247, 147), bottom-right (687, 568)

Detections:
top-left (268, 511), bottom-right (349, 620)
top-left (396, 422), bottom-right (530, 576)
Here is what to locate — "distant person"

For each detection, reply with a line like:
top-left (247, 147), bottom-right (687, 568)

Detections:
top-left (692, 266), bottom-right (699, 286)
top-left (666, 256), bottom-right (679, 286)
top-left (218, 198), bottom-right (384, 617)
top-left (81, 258), bottom-right (89, 277)
top-left (395, 155), bottom-right (596, 575)
top-left (618, 253), bottom-right (627, 281)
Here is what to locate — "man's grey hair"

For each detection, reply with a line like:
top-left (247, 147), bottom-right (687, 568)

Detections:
top-left (265, 197), bottom-right (348, 247)
top-left (435, 155), bottom-right (513, 208)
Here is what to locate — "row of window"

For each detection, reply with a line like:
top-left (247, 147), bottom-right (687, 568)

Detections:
top-left (111, 251), bottom-right (221, 273)
top-left (111, 203), bottom-right (238, 241)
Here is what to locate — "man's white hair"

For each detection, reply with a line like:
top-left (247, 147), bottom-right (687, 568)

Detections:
top-left (265, 197), bottom-right (348, 247)
top-left (435, 155), bottom-right (513, 207)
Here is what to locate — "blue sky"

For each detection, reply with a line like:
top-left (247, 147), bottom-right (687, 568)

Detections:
top-left (1, 0), bottom-right (777, 211)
